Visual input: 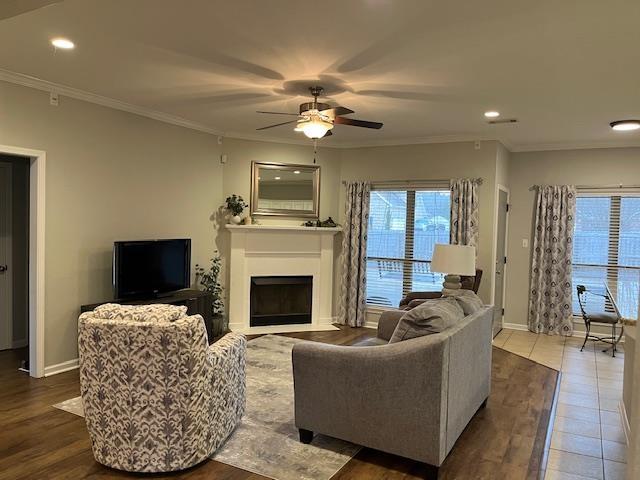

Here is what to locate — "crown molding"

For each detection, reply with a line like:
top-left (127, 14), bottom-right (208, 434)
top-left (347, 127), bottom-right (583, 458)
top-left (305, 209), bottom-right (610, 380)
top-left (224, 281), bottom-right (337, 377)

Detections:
top-left (2, 68), bottom-right (638, 154)
top-left (0, 68), bottom-right (224, 136)
top-left (0, 68), bottom-right (513, 151)
top-left (511, 139), bottom-right (640, 153)
top-left (331, 134), bottom-right (514, 150)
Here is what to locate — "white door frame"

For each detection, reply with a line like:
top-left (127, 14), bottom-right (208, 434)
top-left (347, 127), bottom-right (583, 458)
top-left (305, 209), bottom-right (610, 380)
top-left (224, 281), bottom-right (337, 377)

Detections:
top-left (492, 184), bottom-right (510, 326)
top-left (0, 144), bottom-right (46, 378)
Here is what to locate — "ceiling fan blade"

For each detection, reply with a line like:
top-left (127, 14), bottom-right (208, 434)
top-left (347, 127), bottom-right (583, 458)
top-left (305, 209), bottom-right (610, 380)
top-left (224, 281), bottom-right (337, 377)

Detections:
top-left (323, 130), bottom-right (333, 137)
top-left (319, 106), bottom-right (354, 117)
top-left (256, 111), bottom-right (299, 116)
top-left (334, 117), bottom-right (383, 129)
top-left (256, 120), bottom-right (298, 131)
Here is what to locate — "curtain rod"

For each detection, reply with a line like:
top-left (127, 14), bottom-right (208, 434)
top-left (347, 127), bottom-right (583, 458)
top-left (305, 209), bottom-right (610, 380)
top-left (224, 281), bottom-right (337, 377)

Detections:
top-left (342, 178), bottom-right (483, 185)
top-left (529, 183), bottom-right (640, 191)
top-left (576, 184), bottom-right (640, 190)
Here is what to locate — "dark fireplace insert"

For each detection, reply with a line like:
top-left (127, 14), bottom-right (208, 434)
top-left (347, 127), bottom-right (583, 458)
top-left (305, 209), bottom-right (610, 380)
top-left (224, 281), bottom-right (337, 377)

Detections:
top-left (250, 276), bottom-right (312, 327)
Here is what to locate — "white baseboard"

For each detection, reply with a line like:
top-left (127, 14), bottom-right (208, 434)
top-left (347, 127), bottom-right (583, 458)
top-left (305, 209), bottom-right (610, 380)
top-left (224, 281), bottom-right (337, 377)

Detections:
top-left (502, 322), bottom-right (625, 341)
top-left (363, 321), bottom-right (378, 330)
top-left (11, 338), bottom-right (28, 349)
top-left (503, 322), bottom-right (530, 332)
top-left (620, 399), bottom-right (631, 446)
top-left (44, 358), bottom-right (79, 377)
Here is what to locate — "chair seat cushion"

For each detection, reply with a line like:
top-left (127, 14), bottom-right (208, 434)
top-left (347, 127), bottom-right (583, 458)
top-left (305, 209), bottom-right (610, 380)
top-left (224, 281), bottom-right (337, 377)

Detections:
top-left (389, 297), bottom-right (464, 343)
top-left (585, 312), bottom-right (619, 324)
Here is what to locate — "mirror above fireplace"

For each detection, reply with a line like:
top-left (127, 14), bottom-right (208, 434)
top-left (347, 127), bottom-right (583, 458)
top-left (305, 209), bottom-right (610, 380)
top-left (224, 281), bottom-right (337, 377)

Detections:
top-left (250, 162), bottom-right (320, 218)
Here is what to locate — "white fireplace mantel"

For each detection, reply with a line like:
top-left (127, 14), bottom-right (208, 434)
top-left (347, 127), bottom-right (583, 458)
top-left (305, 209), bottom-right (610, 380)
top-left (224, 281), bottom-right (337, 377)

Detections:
top-left (226, 224), bottom-right (342, 334)
top-left (226, 224), bottom-right (342, 233)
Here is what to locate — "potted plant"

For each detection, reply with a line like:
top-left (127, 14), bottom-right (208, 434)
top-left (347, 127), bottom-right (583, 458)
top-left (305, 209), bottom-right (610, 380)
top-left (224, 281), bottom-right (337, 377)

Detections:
top-left (225, 194), bottom-right (248, 224)
top-left (195, 252), bottom-right (225, 339)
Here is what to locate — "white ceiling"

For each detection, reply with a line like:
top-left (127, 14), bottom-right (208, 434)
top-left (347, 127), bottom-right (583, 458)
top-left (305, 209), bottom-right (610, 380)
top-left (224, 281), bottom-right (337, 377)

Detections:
top-left (1, 0), bottom-right (639, 150)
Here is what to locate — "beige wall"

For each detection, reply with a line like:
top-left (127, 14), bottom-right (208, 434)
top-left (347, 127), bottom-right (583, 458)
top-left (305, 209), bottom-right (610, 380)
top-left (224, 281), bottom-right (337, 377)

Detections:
top-left (504, 147), bottom-right (640, 328)
top-left (0, 80), bottom-right (224, 367)
top-left (8, 70), bottom-right (639, 368)
top-left (339, 141), bottom-right (501, 304)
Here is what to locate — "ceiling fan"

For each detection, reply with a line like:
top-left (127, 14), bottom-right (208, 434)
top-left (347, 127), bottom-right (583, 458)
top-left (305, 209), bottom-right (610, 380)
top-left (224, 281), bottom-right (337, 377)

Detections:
top-left (256, 86), bottom-right (383, 139)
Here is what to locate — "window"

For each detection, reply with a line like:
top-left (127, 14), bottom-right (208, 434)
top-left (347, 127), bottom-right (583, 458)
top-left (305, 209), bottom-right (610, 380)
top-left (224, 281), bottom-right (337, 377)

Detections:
top-left (366, 186), bottom-right (451, 307)
top-left (572, 193), bottom-right (640, 319)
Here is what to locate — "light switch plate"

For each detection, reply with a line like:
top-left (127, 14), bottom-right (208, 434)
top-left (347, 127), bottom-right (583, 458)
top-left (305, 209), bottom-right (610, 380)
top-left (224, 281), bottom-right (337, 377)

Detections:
top-left (522, 239), bottom-right (529, 248)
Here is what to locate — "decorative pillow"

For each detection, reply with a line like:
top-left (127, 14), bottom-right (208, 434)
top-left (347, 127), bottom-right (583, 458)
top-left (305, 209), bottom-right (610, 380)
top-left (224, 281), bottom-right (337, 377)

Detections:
top-left (93, 303), bottom-right (188, 322)
top-left (442, 289), bottom-right (484, 315)
top-left (388, 297), bottom-right (464, 343)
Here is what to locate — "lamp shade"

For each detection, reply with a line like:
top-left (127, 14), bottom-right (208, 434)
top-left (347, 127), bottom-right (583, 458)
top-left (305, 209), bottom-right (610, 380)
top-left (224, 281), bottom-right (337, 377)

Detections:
top-left (430, 244), bottom-right (476, 275)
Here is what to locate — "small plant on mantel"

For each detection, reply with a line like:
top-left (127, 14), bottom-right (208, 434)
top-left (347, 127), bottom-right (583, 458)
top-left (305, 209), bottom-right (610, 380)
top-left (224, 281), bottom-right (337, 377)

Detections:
top-left (195, 252), bottom-right (225, 335)
top-left (225, 194), bottom-right (248, 224)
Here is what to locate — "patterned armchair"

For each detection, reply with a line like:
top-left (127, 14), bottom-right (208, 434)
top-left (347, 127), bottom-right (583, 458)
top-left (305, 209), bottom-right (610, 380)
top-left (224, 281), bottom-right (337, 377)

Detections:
top-left (78, 306), bottom-right (246, 473)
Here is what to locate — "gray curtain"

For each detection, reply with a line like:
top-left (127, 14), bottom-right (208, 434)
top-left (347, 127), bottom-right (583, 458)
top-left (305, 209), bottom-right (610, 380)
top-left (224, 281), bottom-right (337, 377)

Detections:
top-left (528, 185), bottom-right (577, 335)
top-left (338, 181), bottom-right (371, 327)
top-left (450, 179), bottom-right (479, 247)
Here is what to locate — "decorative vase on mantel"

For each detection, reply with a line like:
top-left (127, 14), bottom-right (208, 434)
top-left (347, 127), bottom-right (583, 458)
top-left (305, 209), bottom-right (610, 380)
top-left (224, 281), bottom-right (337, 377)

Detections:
top-left (225, 194), bottom-right (248, 225)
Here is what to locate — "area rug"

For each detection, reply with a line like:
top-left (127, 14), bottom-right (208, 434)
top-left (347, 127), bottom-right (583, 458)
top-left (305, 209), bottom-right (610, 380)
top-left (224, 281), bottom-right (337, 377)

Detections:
top-left (53, 335), bottom-right (360, 480)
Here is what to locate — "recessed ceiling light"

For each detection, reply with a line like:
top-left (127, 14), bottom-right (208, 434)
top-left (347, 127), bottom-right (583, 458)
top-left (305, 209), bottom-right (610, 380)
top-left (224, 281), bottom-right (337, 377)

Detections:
top-left (293, 170), bottom-right (300, 174)
top-left (274, 176), bottom-right (281, 180)
top-left (484, 111), bottom-right (500, 118)
top-left (610, 120), bottom-right (640, 131)
top-left (51, 37), bottom-right (75, 50)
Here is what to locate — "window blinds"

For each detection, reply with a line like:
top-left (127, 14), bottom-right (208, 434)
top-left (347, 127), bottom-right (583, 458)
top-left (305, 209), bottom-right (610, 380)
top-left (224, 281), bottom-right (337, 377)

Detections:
top-left (366, 185), bottom-right (451, 307)
top-left (572, 191), bottom-right (640, 319)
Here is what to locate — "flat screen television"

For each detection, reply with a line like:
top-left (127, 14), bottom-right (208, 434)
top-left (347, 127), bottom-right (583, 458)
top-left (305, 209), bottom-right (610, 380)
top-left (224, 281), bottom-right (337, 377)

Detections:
top-left (113, 239), bottom-right (191, 299)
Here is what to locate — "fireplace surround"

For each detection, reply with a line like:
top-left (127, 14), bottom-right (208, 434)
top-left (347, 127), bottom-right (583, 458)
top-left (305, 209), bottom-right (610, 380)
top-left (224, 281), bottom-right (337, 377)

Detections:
top-left (227, 224), bottom-right (341, 334)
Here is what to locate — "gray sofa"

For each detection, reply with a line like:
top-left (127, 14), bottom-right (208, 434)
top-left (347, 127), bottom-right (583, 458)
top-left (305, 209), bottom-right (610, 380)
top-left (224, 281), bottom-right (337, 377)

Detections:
top-left (292, 305), bottom-right (493, 477)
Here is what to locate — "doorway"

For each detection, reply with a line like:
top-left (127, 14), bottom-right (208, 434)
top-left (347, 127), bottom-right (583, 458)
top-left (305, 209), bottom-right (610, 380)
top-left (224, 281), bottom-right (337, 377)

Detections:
top-left (0, 155), bottom-right (30, 369)
top-left (493, 186), bottom-right (509, 338)
top-left (0, 145), bottom-right (45, 378)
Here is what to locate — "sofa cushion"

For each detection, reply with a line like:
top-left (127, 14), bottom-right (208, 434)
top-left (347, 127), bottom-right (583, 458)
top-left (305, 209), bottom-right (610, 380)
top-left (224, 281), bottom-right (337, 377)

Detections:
top-left (442, 289), bottom-right (484, 315)
top-left (388, 297), bottom-right (464, 343)
top-left (93, 303), bottom-right (188, 322)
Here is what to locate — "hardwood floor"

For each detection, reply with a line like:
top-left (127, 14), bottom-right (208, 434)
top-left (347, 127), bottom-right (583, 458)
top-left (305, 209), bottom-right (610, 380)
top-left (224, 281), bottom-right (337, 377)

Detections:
top-left (0, 327), bottom-right (558, 479)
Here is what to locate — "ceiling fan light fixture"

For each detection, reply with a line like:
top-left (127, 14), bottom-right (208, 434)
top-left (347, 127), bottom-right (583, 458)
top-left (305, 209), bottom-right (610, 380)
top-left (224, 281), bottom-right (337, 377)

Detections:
top-left (296, 117), bottom-right (333, 139)
top-left (610, 120), bottom-right (640, 131)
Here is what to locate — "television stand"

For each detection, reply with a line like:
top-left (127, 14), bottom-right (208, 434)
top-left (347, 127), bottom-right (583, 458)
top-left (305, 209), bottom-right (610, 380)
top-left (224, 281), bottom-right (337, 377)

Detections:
top-left (80, 289), bottom-right (222, 343)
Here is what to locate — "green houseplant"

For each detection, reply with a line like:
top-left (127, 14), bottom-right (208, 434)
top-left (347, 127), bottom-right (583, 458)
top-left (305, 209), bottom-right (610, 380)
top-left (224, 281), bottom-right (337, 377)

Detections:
top-left (195, 252), bottom-right (225, 338)
top-left (225, 194), bottom-right (248, 224)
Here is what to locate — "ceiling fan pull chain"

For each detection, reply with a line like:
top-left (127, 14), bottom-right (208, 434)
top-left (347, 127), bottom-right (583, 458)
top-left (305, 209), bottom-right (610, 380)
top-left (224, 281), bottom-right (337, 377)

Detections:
top-left (313, 139), bottom-right (318, 164)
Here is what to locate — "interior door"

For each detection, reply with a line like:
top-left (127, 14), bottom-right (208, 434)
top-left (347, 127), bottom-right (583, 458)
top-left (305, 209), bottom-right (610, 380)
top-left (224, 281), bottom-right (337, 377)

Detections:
top-left (0, 162), bottom-right (13, 350)
top-left (493, 189), bottom-right (508, 338)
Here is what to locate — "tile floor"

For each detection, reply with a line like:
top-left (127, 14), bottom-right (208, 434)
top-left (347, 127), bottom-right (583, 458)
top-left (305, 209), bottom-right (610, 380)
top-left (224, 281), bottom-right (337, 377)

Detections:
top-left (494, 329), bottom-right (627, 480)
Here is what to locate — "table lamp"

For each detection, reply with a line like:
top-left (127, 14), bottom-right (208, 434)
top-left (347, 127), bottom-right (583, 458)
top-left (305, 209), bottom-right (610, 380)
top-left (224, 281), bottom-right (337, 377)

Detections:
top-left (430, 244), bottom-right (476, 290)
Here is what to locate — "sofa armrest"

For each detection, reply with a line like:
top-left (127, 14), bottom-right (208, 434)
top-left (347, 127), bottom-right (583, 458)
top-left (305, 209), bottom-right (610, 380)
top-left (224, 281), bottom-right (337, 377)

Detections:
top-left (292, 338), bottom-right (449, 465)
top-left (377, 309), bottom-right (404, 341)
